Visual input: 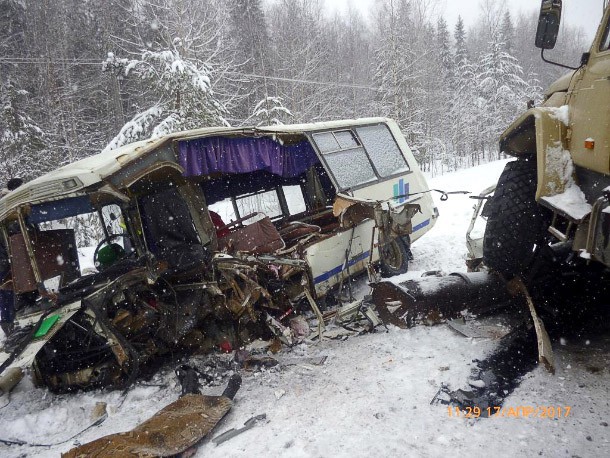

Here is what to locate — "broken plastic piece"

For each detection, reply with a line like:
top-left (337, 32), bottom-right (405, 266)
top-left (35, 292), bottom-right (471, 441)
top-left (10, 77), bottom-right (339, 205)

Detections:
top-left (34, 314), bottom-right (61, 338)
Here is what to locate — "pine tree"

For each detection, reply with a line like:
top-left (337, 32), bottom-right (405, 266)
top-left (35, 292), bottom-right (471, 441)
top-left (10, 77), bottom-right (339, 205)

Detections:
top-left (102, 44), bottom-right (228, 151)
top-left (454, 16), bottom-right (468, 69)
top-left (268, 0), bottom-right (334, 122)
top-left (477, 32), bottom-right (534, 158)
top-left (0, 79), bottom-right (45, 183)
top-left (102, 0), bottom-right (231, 151)
top-left (450, 15), bottom-right (481, 166)
top-left (433, 17), bottom-right (454, 169)
top-left (500, 11), bottom-right (515, 54)
top-left (227, 0), bottom-right (273, 124)
top-left (373, 0), bottom-right (420, 138)
top-left (251, 96), bottom-right (292, 126)
top-left (437, 18), bottom-right (454, 84)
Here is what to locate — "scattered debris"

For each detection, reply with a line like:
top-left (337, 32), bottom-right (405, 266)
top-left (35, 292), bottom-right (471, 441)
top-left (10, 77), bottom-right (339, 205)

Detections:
top-left (432, 324), bottom-right (539, 413)
top-left (91, 402), bottom-right (108, 422)
top-left (212, 413), bottom-right (267, 446)
top-left (446, 313), bottom-right (517, 340)
top-left (63, 373), bottom-right (242, 457)
top-left (241, 356), bottom-right (280, 371)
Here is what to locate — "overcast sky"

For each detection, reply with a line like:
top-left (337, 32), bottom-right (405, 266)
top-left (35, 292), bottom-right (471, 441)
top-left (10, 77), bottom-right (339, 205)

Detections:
top-left (324, 0), bottom-right (604, 40)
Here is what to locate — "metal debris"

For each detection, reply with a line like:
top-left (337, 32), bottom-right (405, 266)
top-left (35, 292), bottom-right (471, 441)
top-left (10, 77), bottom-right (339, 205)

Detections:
top-left (212, 413), bottom-right (267, 446)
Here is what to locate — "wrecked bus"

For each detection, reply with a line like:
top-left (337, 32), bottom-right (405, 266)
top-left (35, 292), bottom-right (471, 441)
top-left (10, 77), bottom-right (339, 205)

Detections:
top-left (0, 117), bottom-right (437, 392)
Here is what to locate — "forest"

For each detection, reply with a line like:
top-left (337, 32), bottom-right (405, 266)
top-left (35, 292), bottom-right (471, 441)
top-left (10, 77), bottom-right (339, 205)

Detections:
top-left (0, 0), bottom-right (589, 184)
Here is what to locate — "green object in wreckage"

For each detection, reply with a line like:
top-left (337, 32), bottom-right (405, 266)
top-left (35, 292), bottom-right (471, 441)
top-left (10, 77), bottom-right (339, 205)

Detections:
top-left (34, 314), bottom-right (61, 338)
top-left (97, 243), bottom-right (125, 268)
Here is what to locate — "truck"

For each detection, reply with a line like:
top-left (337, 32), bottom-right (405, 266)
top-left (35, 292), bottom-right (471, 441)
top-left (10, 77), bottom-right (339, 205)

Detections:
top-left (483, 0), bottom-right (610, 280)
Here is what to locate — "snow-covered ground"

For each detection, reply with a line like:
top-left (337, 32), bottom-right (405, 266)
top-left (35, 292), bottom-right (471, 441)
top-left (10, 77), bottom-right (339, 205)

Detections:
top-left (1, 160), bottom-right (608, 457)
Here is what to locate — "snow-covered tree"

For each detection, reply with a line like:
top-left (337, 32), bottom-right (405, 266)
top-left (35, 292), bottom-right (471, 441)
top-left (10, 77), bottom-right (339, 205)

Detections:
top-left (372, 0), bottom-right (448, 171)
top-left (102, 0), bottom-right (233, 152)
top-left (500, 11), bottom-right (515, 54)
top-left (0, 80), bottom-right (45, 183)
top-left (437, 18), bottom-right (454, 84)
top-left (102, 46), bottom-right (228, 151)
top-left (268, 0), bottom-right (334, 122)
top-left (373, 1), bottom-right (421, 138)
top-left (477, 32), bottom-right (537, 158)
top-left (251, 96), bottom-right (292, 126)
top-left (0, 0), bottom-right (589, 179)
top-left (431, 17), bottom-right (454, 168)
top-left (226, 0), bottom-right (273, 124)
top-left (0, 0), bottom-right (26, 60)
top-left (449, 16), bottom-right (482, 166)
top-left (454, 16), bottom-right (469, 67)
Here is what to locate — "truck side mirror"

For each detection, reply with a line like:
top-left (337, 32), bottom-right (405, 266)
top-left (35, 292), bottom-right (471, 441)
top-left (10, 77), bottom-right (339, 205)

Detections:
top-left (535, 0), bottom-right (562, 49)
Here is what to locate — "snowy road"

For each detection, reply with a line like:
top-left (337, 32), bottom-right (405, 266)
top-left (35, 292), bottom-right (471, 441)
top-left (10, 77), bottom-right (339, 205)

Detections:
top-left (1, 160), bottom-right (608, 457)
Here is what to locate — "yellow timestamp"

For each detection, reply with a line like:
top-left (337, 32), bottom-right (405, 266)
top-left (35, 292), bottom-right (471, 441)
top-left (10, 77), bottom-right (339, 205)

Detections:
top-left (447, 406), bottom-right (572, 419)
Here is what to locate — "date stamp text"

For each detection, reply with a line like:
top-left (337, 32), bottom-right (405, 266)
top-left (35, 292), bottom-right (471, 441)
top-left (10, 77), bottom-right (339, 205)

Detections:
top-left (447, 406), bottom-right (572, 419)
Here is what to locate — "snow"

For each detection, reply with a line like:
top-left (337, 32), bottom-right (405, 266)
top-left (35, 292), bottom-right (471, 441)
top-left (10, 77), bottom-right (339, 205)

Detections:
top-left (543, 183), bottom-right (592, 221)
top-left (468, 378), bottom-right (487, 388)
top-left (1, 160), bottom-right (608, 457)
top-left (542, 144), bottom-right (592, 220)
top-left (548, 105), bottom-right (570, 126)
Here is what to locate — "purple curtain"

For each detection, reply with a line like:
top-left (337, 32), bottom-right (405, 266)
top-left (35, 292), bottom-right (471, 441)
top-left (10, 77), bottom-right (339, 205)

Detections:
top-left (178, 136), bottom-right (320, 178)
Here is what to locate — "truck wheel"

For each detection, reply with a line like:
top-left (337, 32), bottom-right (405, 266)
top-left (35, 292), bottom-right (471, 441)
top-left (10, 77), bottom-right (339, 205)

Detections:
top-left (380, 236), bottom-right (410, 277)
top-left (483, 158), bottom-right (552, 279)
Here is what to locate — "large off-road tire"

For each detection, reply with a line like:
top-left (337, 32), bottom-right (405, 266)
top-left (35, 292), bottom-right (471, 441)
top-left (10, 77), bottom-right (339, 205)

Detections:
top-left (379, 236), bottom-right (410, 278)
top-left (483, 158), bottom-right (552, 279)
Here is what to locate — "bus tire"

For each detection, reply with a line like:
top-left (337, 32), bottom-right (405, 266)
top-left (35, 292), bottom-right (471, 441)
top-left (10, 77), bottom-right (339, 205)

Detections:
top-left (380, 236), bottom-right (410, 277)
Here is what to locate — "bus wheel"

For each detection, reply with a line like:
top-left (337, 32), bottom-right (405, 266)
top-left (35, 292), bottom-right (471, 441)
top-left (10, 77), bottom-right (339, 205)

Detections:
top-left (380, 236), bottom-right (410, 277)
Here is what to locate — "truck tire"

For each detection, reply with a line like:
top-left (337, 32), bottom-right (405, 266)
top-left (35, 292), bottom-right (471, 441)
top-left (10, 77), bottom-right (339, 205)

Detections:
top-left (380, 236), bottom-right (410, 277)
top-left (483, 158), bottom-right (552, 279)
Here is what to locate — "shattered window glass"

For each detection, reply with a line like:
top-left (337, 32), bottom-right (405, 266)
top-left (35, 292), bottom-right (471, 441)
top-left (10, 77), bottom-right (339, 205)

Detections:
top-left (324, 148), bottom-right (376, 189)
top-left (101, 204), bottom-right (125, 235)
top-left (356, 125), bottom-right (409, 177)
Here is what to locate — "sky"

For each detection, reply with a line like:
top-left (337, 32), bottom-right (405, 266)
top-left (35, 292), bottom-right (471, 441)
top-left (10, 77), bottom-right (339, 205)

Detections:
top-left (324, 0), bottom-right (604, 40)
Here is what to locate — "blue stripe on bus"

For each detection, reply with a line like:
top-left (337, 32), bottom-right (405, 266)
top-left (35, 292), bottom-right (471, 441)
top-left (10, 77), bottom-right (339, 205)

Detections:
top-left (412, 219), bottom-right (430, 232)
top-left (313, 218), bottom-right (430, 285)
top-left (313, 250), bottom-right (370, 284)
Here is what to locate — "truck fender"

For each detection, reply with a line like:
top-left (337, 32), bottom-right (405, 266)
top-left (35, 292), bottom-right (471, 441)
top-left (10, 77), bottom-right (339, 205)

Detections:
top-left (499, 106), bottom-right (572, 202)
